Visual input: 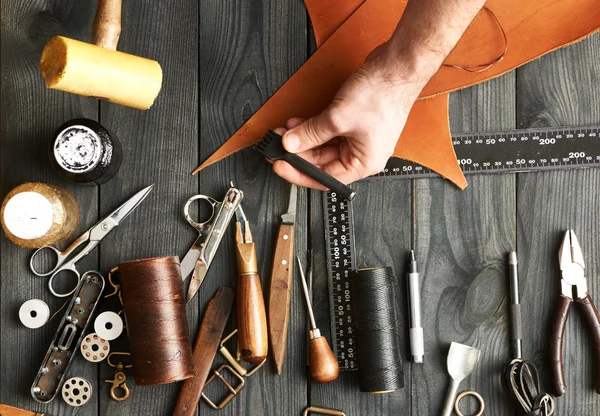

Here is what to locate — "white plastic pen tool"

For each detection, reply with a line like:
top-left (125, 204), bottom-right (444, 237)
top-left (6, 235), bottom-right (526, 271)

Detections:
top-left (407, 250), bottom-right (424, 363)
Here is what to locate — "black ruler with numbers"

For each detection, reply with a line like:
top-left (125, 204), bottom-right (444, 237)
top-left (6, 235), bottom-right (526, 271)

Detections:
top-left (324, 125), bottom-right (599, 370)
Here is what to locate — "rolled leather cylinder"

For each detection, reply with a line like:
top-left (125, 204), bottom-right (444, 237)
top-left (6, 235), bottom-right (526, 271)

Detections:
top-left (119, 256), bottom-right (195, 385)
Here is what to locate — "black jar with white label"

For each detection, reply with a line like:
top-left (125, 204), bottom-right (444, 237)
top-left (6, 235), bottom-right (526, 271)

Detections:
top-left (49, 119), bottom-right (122, 185)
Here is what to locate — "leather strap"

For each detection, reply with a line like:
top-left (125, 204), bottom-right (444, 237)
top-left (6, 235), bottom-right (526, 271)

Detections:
top-left (172, 286), bottom-right (235, 416)
top-left (0, 404), bottom-right (45, 416)
top-left (576, 294), bottom-right (600, 394)
top-left (548, 295), bottom-right (572, 397)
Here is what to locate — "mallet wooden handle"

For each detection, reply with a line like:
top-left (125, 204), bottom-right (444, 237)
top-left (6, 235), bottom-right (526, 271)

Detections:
top-left (93, 0), bottom-right (122, 50)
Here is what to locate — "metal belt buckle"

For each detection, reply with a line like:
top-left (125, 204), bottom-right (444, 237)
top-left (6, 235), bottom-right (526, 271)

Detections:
top-left (201, 330), bottom-right (266, 410)
top-left (303, 406), bottom-right (347, 416)
top-left (201, 364), bottom-right (245, 409)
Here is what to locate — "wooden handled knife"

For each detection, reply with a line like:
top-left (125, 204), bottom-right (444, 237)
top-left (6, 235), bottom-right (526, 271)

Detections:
top-left (268, 184), bottom-right (297, 375)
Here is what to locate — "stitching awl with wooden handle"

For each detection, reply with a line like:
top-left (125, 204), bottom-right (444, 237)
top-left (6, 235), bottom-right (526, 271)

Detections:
top-left (40, 0), bottom-right (162, 110)
top-left (297, 256), bottom-right (339, 383)
top-left (172, 287), bottom-right (235, 416)
top-left (269, 184), bottom-right (297, 375)
top-left (235, 205), bottom-right (268, 364)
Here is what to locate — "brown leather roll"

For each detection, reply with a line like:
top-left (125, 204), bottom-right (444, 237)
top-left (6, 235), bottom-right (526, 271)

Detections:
top-left (119, 256), bottom-right (195, 385)
top-left (577, 295), bottom-right (600, 394)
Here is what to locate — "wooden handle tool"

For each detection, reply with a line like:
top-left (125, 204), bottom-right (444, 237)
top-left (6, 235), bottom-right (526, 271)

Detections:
top-left (172, 287), bottom-right (235, 416)
top-left (268, 184), bottom-right (297, 374)
top-left (40, 0), bottom-right (162, 110)
top-left (235, 207), bottom-right (268, 365)
top-left (297, 256), bottom-right (339, 383)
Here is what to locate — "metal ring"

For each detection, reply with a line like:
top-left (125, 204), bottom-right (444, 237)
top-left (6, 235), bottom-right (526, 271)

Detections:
top-left (454, 390), bottom-right (485, 416)
top-left (183, 195), bottom-right (218, 229)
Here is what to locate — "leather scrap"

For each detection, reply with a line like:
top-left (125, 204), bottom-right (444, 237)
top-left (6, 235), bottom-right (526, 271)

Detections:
top-left (194, 0), bottom-right (599, 189)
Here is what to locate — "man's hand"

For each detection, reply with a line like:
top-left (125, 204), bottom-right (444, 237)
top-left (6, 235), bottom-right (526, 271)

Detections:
top-left (274, 48), bottom-right (424, 189)
top-left (272, 0), bottom-right (487, 188)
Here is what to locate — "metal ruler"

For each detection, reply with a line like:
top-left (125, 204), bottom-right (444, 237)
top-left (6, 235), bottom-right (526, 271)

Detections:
top-left (323, 125), bottom-right (600, 370)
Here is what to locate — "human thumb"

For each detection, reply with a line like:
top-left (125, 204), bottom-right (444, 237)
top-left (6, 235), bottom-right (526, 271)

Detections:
top-left (282, 110), bottom-right (340, 153)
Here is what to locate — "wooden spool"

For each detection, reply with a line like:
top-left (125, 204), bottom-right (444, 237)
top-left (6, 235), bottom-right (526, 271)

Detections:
top-left (1, 183), bottom-right (79, 248)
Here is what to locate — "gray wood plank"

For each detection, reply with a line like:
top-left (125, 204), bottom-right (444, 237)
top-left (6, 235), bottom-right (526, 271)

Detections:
top-left (515, 33), bottom-right (600, 415)
top-left (95, 0), bottom-right (199, 415)
top-left (0, 1), bottom-right (98, 415)
top-left (196, 0), bottom-right (308, 415)
top-left (412, 72), bottom-right (517, 416)
top-left (309, 181), bottom-right (412, 415)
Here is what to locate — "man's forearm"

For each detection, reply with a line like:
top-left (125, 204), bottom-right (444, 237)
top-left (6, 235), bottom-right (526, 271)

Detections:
top-left (380, 0), bottom-right (487, 88)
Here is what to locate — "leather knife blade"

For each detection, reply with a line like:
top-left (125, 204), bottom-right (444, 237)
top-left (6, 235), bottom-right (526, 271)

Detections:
top-left (268, 184), bottom-right (297, 375)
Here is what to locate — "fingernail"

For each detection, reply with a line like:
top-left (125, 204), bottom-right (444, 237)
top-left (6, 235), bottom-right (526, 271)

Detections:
top-left (283, 133), bottom-right (300, 152)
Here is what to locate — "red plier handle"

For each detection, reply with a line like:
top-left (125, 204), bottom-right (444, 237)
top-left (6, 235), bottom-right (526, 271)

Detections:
top-left (548, 294), bottom-right (600, 396)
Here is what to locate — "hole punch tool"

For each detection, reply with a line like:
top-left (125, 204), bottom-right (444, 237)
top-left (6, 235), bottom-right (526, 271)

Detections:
top-left (29, 185), bottom-right (153, 297)
top-left (549, 230), bottom-right (600, 397)
top-left (180, 184), bottom-right (243, 301)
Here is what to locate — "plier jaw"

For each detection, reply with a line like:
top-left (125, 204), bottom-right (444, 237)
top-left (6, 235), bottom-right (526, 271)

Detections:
top-left (558, 230), bottom-right (587, 300)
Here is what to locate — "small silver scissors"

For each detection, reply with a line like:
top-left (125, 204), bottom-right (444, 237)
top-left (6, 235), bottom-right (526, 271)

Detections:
top-left (180, 184), bottom-right (243, 301)
top-left (30, 185), bottom-right (154, 297)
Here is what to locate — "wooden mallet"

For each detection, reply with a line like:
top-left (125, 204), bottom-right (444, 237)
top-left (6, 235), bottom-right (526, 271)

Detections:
top-left (40, 0), bottom-right (162, 110)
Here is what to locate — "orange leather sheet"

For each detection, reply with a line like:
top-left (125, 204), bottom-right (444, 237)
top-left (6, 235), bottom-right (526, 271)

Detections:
top-left (194, 0), bottom-right (599, 189)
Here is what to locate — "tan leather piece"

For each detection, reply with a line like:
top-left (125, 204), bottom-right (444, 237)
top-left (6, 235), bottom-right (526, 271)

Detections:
top-left (424, 0), bottom-right (600, 97)
top-left (396, 95), bottom-right (466, 189)
top-left (195, 0), bottom-right (599, 189)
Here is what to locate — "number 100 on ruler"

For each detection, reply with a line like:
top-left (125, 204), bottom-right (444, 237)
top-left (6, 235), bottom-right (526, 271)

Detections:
top-left (323, 192), bottom-right (357, 370)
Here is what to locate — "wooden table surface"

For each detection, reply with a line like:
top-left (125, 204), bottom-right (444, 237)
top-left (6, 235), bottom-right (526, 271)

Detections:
top-left (1, 1), bottom-right (599, 415)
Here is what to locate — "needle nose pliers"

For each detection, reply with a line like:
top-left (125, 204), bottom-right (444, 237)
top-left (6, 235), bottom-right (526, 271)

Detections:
top-left (549, 230), bottom-right (600, 397)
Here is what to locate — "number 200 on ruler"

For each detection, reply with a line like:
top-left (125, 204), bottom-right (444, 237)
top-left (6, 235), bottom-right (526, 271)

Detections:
top-left (324, 192), bottom-right (357, 370)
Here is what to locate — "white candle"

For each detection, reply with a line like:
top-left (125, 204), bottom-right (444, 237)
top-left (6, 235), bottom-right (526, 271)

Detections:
top-left (1, 182), bottom-right (79, 248)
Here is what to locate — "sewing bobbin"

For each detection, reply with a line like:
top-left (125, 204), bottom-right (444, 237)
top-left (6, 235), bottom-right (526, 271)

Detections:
top-left (94, 311), bottom-right (123, 341)
top-left (80, 333), bottom-right (110, 362)
top-left (62, 377), bottom-right (92, 407)
top-left (19, 299), bottom-right (50, 329)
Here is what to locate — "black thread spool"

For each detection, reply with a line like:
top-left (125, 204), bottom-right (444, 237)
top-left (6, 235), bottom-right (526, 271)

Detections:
top-left (49, 118), bottom-right (122, 185)
top-left (349, 267), bottom-right (404, 393)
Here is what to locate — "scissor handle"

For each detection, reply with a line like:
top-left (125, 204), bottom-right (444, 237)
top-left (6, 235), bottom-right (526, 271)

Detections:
top-left (30, 232), bottom-right (91, 277)
top-left (184, 195), bottom-right (219, 231)
top-left (47, 266), bottom-right (81, 297)
top-left (30, 245), bottom-right (69, 277)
